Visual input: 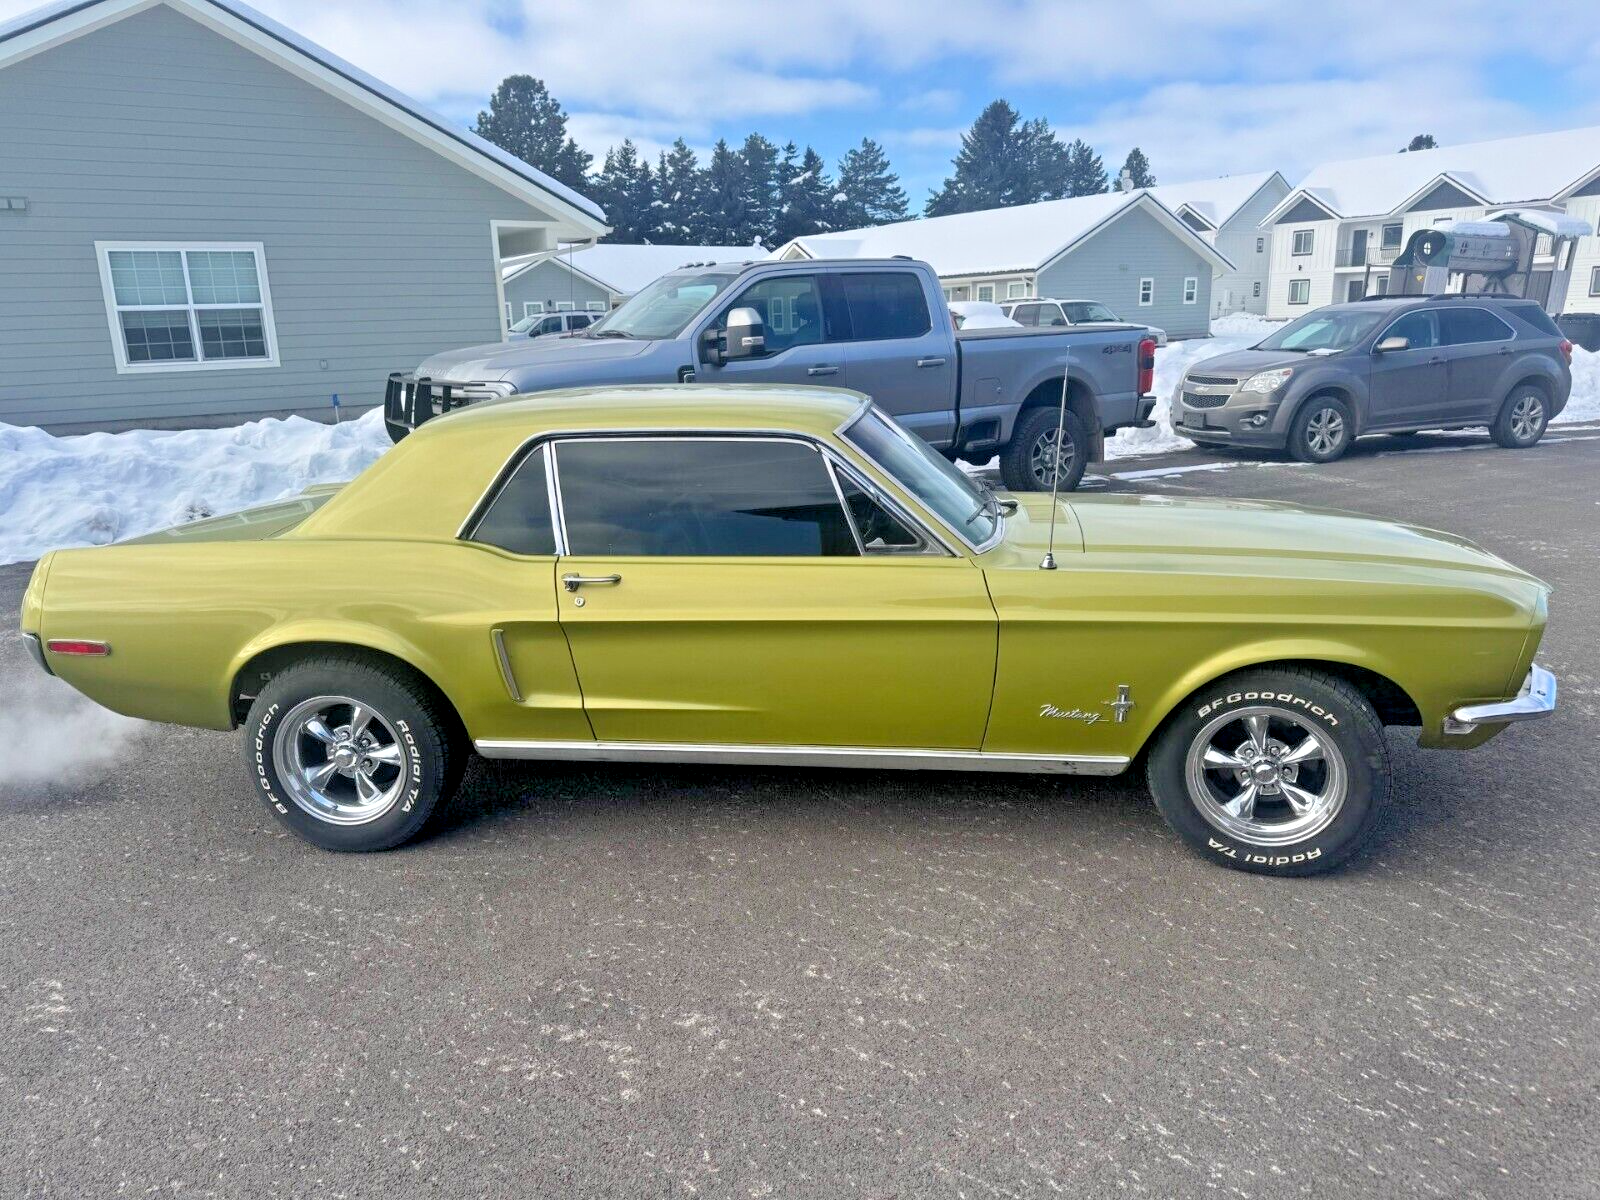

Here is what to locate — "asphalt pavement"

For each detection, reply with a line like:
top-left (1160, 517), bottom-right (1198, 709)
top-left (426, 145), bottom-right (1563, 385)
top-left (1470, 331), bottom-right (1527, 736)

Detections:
top-left (2, 425), bottom-right (1598, 1198)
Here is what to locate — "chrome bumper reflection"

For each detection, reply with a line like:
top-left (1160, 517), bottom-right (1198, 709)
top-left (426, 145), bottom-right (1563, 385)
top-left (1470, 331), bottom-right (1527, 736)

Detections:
top-left (22, 631), bottom-right (52, 676)
top-left (1444, 664), bottom-right (1557, 734)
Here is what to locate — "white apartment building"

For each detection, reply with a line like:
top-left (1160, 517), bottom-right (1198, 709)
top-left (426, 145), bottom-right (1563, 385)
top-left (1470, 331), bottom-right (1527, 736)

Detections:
top-left (1260, 125), bottom-right (1600, 318)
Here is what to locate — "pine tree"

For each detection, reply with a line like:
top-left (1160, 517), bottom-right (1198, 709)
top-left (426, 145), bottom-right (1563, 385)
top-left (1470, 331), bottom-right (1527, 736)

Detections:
top-left (1063, 138), bottom-right (1109, 197)
top-left (737, 132), bottom-right (781, 247)
top-left (652, 139), bottom-right (703, 241)
top-left (1400, 133), bottom-right (1438, 153)
top-left (925, 100), bottom-right (1029, 216)
top-left (699, 139), bottom-right (747, 244)
top-left (1117, 147), bottom-right (1155, 190)
top-left (775, 145), bottom-right (840, 243)
top-left (593, 140), bottom-right (654, 242)
top-left (473, 75), bottom-right (593, 195)
top-left (835, 138), bottom-right (907, 228)
top-left (1019, 118), bottom-right (1071, 201)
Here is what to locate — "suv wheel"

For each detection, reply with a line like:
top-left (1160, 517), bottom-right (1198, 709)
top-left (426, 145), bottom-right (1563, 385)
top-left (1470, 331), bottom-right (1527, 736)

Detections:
top-left (1146, 668), bottom-right (1391, 876)
top-left (1288, 396), bottom-right (1353, 463)
top-left (1490, 386), bottom-right (1548, 449)
top-left (1001, 406), bottom-right (1091, 492)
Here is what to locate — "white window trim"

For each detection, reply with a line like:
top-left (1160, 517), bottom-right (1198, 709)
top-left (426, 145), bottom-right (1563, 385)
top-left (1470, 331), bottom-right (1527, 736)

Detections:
top-left (1182, 276), bottom-right (1198, 304)
top-left (504, 302), bottom-right (513, 325)
top-left (1006, 281), bottom-right (1028, 300)
top-left (1591, 266), bottom-right (1600, 297)
top-left (1138, 277), bottom-right (1154, 307)
top-left (95, 241), bottom-right (279, 374)
top-left (1291, 229), bottom-right (1314, 256)
top-left (554, 301), bottom-right (575, 312)
top-left (585, 301), bottom-right (607, 312)
top-left (524, 301), bottom-right (545, 317)
top-left (1288, 279), bottom-right (1311, 305)
top-left (976, 283), bottom-right (996, 303)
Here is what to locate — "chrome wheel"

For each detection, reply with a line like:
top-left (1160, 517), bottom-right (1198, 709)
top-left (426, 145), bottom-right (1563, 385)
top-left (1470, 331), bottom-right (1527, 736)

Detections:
top-left (1305, 408), bottom-right (1345, 457)
top-left (1184, 706), bottom-right (1347, 848)
top-left (1510, 394), bottom-right (1544, 442)
top-left (1029, 426), bottom-right (1075, 487)
top-left (272, 695), bottom-right (410, 826)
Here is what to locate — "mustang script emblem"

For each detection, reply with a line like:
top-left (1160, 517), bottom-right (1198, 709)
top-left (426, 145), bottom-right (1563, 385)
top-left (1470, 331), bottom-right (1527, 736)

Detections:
top-left (1039, 685), bottom-right (1136, 725)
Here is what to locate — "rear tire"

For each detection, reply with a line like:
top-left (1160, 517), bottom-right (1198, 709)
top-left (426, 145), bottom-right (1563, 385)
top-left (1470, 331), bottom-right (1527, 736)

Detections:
top-left (1490, 386), bottom-right (1547, 449)
top-left (1145, 667), bottom-right (1390, 876)
top-left (242, 655), bottom-right (461, 851)
top-left (1287, 396), bottom-right (1353, 463)
top-left (1001, 406), bottom-right (1091, 493)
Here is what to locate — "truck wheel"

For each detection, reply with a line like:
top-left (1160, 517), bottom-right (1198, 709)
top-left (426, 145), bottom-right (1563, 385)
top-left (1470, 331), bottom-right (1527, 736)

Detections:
top-left (1490, 386), bottom-right (1547, 449)
top-left (1001, 406), bottom-right (1091, 492)
top-left (1287, 396), bottom-right (1353, 463)
top-left (1145, 667), bottom-right (1390, 876)
top-left (242, 655), bottom-right (462, 852)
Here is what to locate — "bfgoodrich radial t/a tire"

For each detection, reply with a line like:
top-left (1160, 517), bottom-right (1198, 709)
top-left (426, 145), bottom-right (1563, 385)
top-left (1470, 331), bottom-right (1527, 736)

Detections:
top-left (1145, 667), bottom-right (1391, 876)
top-left (243, 655), bottom-right (460, 851)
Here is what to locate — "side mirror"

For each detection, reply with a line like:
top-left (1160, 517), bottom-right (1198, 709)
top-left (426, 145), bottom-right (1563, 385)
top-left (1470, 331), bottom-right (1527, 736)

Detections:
top-left (723, 307), bottom-right (765, 360)
top-left (1375, 335), bottom-right (1409, 354)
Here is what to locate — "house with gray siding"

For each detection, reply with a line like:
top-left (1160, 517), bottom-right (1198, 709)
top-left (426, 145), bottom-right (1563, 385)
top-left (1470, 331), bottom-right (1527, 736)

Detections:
top-left (1141, 172), bottom-right (1291, 317)
top-left (0, 0), bottom-right (608, 432)
top-left (772, 191), bottom-right (1233, 340)
top-left (501, 243), bottom-right (754, 326)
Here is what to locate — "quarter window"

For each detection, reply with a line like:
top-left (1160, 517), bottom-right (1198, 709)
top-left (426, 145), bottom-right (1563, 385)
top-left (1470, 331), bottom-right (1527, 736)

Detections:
top-left (96, 243), bottom-right (277, 371)
top-left (1439, 307), bottom-right (1513, 345)
top-left (1183, 276), bottom-right (1198, 304)
top-left (469, 447), bottom-right (557, 556)
top-left (1292, 230), bottom-right (1314, 256)
top-left (839, 272), bottom-right (931, 341)
top-left (834, 468), bottom-right (930, 555)
top-left (555, 438), bottom-right (858, 557)
top-left (1011, 304), bottom-right (1039, 327)
top-left (1138, 278), bottom-right (1154, 306)
top-left (1288, 279), bottom-right (1311, 305)
top-left (724, 275), bottom-right (828, 353)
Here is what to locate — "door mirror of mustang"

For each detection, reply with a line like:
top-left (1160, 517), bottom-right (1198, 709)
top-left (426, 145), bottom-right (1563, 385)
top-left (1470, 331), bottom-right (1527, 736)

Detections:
top-left (1374, 335), bottom-right (1409, 354)
top-left (722, 307), bottom-right (765, 360)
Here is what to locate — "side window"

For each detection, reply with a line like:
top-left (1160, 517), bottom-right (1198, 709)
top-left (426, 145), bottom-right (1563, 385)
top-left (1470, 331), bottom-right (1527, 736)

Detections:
top-left (840, 272), bottom-right (932, 340)
top-left (833, 468), bottom-right (930, 555)
top-left (555, 438), bottom-right (858, 557)
top-left (539, 316), bottom-right (564, 334)
top-left (468, 447), bottom-right (556, 556)
top-left (569, 314), bottom-right (593, 329)
top-left (1383, 310), bottom-right (1439, 349)
top-left (1440, 308), bottom-right (1512, 346)
top-left (1012, 304), bottom-right (1038, 327)
top-left (724, 275), bottom-right (827, 354)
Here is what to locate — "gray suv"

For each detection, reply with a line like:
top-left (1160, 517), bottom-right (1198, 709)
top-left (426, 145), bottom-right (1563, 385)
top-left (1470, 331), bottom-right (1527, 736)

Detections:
top-left (1172, 297), bottom-right (1573, 462)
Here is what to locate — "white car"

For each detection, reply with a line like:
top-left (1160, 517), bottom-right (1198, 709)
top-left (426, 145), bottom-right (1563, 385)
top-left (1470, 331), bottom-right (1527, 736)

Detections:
top-left (946, 300), bottom-right (1021, 330)
top-left (1002, 298), bottom-right (1167, 346)
top-left (508, 311), bottom-right (601, 340)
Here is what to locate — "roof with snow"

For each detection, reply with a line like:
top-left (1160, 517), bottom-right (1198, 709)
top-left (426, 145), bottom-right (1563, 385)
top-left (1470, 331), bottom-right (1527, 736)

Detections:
top-left (0, 0), bottom-right (608, 228)
top-left (1261, 125), bottom-right (1600, 223)
top-left (1138, 171), bottom-right (1290, 231)
top-left (773, 191), bottom-right (1233, 278)
top-left (503, 244), bottom-right (760, 294)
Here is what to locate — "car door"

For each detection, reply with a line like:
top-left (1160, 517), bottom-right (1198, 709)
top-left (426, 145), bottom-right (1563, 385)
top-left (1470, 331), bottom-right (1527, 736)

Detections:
top-left (1011, 303), bottom-right (1040, 328)
top-left (835, 270), bottom-right (959, 448)
top-left (1367, 308), bottom-right (1449, 428)
top-left (551, 434), bottom-right (997, 749)
top-left (699, 272), bottom-right (847, 388)
top-left (1438, 306), bottom-right (1517, 420)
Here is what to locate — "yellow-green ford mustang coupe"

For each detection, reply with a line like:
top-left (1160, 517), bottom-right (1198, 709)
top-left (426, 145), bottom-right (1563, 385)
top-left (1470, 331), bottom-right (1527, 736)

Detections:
top-left (19, 387), bottom-right (1556, 875)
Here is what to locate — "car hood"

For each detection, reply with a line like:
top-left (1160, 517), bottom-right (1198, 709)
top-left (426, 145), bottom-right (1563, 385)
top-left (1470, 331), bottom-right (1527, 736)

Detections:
top-left (1183, 348), bottom-right (1310, 379)
top-left (1060, 494), bottom-right (1539, 580)
top-left (415, 334), bottom-right (655, 382)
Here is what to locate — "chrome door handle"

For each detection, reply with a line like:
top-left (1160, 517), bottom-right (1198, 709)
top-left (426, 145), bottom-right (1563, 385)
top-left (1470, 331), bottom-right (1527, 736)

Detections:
top-left (562, 573), bottom-right (622, 592)
top-left (916, 357), bottom-right (947, 368)
top-left (807, 365), bottom-right (839, 377)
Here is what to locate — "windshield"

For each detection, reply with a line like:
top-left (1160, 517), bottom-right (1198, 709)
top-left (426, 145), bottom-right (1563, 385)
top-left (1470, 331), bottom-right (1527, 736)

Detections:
top-left (509, 313), bottom-right (541, 333)
top-left (842, 408), bottom-right (998, 546)
top-left (1062, 301), bottom-right (1118, 323)
top-left (1256, 308), bottom-right (1386, 352)
top-left (588, 270), bottom-right (739, 340)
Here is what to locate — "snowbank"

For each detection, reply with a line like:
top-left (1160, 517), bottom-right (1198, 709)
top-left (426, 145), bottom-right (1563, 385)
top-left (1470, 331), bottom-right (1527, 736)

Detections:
top-left (0, 410), bottom-right (392, 565)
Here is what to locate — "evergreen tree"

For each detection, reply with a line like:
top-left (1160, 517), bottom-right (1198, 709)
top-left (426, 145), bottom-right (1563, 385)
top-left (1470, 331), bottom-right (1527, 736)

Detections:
top-left (925, 100), bottom-right (1029, 216)
top-left (1063, 138), bottom-right (1109, 197)
top-left (651, 139), bottom-right (704, 241)
top-left (1019, 117), bottom-right (1071, 201)
top-left (775, 145), bottom-right (840, 243)
top-left (1117, 147), bottom-right (1155, 190)
top-left (737, 132), bottom-right (781, 247)
top-left (1400, 133), bottom-right (1438, 152)
top-left (473, 75), bottom-right (592, 195)
top-left (592, 140), bottom-right (654, 242)
top-left (699, 139), bottom-right (747, 244)
top-left (835, 138), bottom-right (907, 228)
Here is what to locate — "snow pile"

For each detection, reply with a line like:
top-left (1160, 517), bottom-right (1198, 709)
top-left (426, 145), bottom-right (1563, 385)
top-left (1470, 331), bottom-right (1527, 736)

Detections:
top-left (0, 410), bottom-right (392, 565)
top-left (1566, 340), bottom-right (1600, 424)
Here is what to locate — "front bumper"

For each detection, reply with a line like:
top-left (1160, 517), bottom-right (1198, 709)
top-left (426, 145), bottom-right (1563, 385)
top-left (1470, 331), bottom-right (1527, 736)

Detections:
top-left (383, 374), bottom-right (515, 432)
top-left (1444, 664), bottom-right (1558, 735)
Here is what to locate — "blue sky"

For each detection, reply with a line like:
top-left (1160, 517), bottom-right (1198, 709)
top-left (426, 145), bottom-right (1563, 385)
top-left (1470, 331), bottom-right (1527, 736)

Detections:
top-left (9, 0), bottom-right (1600, 203)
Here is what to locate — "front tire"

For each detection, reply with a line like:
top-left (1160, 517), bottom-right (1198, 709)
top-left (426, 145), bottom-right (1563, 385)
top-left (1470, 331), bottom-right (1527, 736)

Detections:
top-left (243, 655), bottom-right (460, 851)
top-left (1490, 386), bottom-right (1547, 449)
top-left (1287, 396), bottom-right (1353, 463)
top-left (1001, 406), bottom-right (1091, 492)
top-left (1146, 668), bottom-right (1391, 876)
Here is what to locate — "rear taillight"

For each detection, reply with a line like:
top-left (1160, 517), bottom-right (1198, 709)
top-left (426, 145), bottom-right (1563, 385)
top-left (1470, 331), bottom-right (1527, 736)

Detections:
top-left (1137, 336), bottom-right (1157, 395)
top-left (46, 639), bottom-right (110, 657)
top-left (1559, 339), bottom-right (1572, 366)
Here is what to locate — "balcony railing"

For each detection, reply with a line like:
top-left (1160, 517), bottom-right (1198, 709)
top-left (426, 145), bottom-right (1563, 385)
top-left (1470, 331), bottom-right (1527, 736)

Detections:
top-left (1336, 242), bottom-right (1402, 269)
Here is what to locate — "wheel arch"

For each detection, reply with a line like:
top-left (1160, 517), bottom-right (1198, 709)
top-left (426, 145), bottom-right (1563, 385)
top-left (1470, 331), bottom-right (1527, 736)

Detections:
top-left (1016, 374), bottom-right (1104, 462)
top-left (1283, 383), bottom-right (1362, 435)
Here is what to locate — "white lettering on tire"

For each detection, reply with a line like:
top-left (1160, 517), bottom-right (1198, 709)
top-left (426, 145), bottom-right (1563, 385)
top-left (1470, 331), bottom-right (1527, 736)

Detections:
top-left (253, 702), bottom-right (288, 814)
top-left (1196, 690), bottom-right (1339, 726)
top-left (1207, 837), bottom-right (1321, 866)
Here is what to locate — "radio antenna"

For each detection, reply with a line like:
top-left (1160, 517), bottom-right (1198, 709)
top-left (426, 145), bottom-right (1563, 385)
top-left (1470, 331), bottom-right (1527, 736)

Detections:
top-left (1040, 358), bottom-right (1069, 570)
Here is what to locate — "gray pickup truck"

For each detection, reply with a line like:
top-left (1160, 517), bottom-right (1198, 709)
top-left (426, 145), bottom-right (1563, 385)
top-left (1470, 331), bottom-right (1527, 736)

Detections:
top-left (385, 258), bottom-right (1157, 492)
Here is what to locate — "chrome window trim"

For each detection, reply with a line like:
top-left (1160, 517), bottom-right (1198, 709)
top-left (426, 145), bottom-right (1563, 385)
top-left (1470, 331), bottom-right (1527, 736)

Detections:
top-left (456, 439), bottom-right (564, 555)
top-left (1436, 305), bottom-right (1518, 346)
top-left (1373, 307), bottom-right (1446, 351)
top-left (824, 458), bottom-right (942, 558)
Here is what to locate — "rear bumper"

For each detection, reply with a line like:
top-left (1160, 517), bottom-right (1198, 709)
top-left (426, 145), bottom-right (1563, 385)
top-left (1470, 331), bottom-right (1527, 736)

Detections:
top-left (1444, 664), bottom-right (1557, 734)
top-left (22, 631), bottom-right (51, 677)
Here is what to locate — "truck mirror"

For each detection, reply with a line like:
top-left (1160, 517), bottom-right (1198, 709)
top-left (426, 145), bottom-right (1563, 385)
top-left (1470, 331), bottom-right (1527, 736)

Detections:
top-left (723, 307), bottom-right (765, 360)
top-left (700, 324), bottom-right (723, 367)
top-left (1375, 335), bottom-right (1409, 354)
